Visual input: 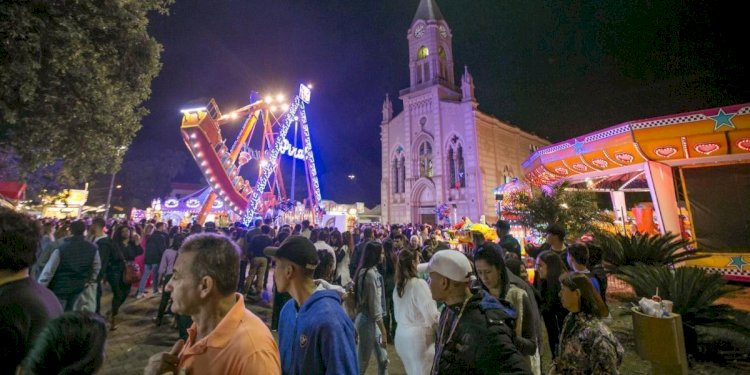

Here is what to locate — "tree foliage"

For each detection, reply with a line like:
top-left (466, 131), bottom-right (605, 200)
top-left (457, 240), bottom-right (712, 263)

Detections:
top-left (114, 145), bottom-right (187, 209)
top-left (509, 182), bottom-right (612, 241)
top-left (595, 232), bottom-right (707, 274)
top-left (0, 0), bottom-right (173, 182)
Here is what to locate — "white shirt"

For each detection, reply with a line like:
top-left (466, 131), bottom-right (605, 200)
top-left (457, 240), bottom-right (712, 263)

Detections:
top-left (393, 277), bottom-right (439, 329)
top-left (335, 245), bottom-right (352, 286)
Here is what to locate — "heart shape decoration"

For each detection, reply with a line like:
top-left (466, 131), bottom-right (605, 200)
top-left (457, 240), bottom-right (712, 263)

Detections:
top-left (554, 167), bottom-right (569, 175)
top-left (654, 146), bottom-right (677, 158)
top-left (592, 159), bottom-right (608, 169)
top-left (615, 152), bottom-right (634, 163)
top-left (738, 138), bottom-right (750, 151)
top-left (694, 143), bottom-right (719, 155)
top-left (572, 163), bottom-right (588, 172)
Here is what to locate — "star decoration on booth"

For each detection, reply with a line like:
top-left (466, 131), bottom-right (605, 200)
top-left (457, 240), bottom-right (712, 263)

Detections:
top-left (711, 109), bottom-right (736, 131)
top-left (727, 255), bottom-right (748, 272)
top-left (573, 139), bottom-right (585, 154)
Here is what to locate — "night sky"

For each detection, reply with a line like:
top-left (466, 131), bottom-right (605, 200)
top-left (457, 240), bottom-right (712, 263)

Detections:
top-left (131, 0), bottom-right (748, 207)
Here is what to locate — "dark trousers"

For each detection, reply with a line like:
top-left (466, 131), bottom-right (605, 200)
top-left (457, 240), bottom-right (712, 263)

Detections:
top-left (106, 266), bottom-right (129, 316)
top-left (156, 274), bottom-right (173, 323)
top-left (96, 280), bottom-right (103, 314)
top-left (238, 259), bottom-right (248, 292)
top-left (384, 277), bottom-right (396, 340)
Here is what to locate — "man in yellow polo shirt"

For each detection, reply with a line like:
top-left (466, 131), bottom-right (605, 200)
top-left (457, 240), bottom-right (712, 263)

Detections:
top-left (145, 233), bottom-right (280, 375)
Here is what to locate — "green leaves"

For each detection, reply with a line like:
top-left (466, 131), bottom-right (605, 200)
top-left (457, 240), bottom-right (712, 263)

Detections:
top-left (596, 232), bottom-right (707, 274)
top-left (0, 0), bottom-right (173, 184)
top-left (509, 182), bottom-right (612, 241)
top-left (618, 264), bottom-right (749, 336)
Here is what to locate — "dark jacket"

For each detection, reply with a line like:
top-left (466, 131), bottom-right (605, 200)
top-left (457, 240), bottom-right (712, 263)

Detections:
top-left (94, 236), bottom-right (113, 282)
top-left (249, 234), bottom-right (273, 258)
top-left (278, 290), bottom-right (358, 375)
top-left (145, 231), bottom-right (168, 264)
top-left (434, 289), bottom-right (530, 375)
top-left (48, 235), bottom-right (98, 298)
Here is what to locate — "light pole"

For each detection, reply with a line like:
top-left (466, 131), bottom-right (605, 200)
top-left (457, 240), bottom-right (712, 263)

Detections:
top-left (104, 146), bottom-right (126, 220)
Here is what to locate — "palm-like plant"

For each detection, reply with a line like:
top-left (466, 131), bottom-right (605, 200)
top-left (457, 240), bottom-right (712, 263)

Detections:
top-left (595, 232), bottom-right (706, 274)
top-left (617, 264), bottom-right (750, 353)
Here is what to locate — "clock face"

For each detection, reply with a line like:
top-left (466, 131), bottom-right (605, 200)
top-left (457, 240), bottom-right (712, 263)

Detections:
top-left (414, 23), bottom-right (425, 38)
top-left (439, 25), bottom-right (448, 38)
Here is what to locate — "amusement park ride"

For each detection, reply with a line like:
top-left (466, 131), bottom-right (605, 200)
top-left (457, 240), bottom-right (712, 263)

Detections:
top-left (179, 84), bottom-right (322, 226)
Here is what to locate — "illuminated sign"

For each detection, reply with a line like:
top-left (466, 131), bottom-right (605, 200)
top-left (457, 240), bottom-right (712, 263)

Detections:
top-left (164, 199), bottom-right (179, 208)
top-left (186, 199), bottom-right (201, 208)
top-left (299, 84), bottom-right (311, 104)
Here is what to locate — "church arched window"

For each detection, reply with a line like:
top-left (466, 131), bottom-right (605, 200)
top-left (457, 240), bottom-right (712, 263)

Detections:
top-left (457, 145), bottom-right (465, 187)
top-left (417, 46), bottom-right (429, 60)
top-left (447, 147), bottom-right (456, 187)
top-left (399, 155), bottom-right (406, 193)
top-left (392, 157), bottom-right (399, 194)
top-left (418, 141), bottom-right (433, 178)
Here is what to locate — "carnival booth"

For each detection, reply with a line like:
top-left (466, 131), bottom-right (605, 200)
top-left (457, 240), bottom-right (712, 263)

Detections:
top-left (147, 187), bottom-right (232, 227)
top-left (522, 103), bottom-right (750, 282)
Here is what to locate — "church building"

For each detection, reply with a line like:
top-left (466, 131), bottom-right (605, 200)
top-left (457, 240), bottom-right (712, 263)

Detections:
top-left (380, 0), bottom-right (549, 225)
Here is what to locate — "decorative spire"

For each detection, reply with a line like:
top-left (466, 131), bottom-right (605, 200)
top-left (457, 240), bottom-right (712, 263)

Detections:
top-left (413, 0), bottom-right (444, 23)
top-left (461, 66), bottom-right (475, 102)
top-left (382, 93), bottom-right (393, 123)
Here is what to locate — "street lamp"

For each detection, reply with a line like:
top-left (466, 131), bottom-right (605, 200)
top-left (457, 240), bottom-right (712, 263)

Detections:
top-left (104, 146), bottom-right (127, 220)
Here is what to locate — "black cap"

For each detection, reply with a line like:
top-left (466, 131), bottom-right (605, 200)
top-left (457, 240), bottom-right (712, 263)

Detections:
top-left (495, 220), bottom-right (510, 230)
top-left (264, 235), bottom-right (318, 270)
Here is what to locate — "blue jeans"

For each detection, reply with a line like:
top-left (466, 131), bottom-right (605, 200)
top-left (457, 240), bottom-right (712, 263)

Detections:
top-left (137, 263), bottom-right (159, 295)
top-left (355, 313), bottom-right (389, 375)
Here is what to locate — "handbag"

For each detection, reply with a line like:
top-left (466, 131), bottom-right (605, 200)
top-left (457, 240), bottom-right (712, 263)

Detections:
top-left (123, 261), bottom-right (142, 284)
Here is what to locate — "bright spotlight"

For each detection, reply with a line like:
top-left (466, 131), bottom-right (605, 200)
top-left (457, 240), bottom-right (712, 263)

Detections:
top-left (275, 93), bottom-right (285, 103)
top-left (281, 103), bottom-right (290, 112)
top-left (270, 105), bottom-right (278, 112)
top-left (264, 96), bottom-right (272, 104)
top-left (260, 159), bottom-right (269, 168)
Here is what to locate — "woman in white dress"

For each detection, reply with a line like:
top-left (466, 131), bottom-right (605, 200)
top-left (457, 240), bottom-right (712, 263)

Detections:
top-left (393, 249), bottom-right (439, 375)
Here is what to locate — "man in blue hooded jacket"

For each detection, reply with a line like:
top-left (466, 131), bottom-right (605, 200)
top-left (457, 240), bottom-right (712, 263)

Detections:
top-left (265, 236), bottom-right (358, 375)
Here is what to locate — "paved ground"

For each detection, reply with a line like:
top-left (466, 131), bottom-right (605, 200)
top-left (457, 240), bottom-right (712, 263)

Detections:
top-left (99, 280), bottom-right (749, 375)
top-left (98, 287), bottom-right (406, 375)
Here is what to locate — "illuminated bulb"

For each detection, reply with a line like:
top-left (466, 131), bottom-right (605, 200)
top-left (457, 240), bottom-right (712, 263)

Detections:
top-left (270, 105), bottom-right (278, 112)
top-left (190, 133), bottom-right (197, 139)
top-left (196, 152), bottom-right (203, 158)
top-left (230, 112), bottom-right (238, 120)
top-left (193, 143), bottom-right (200, 148)
top-left (275, 93), bottom-right (285, 103)
top-left (201, 161), bottom-right (207, 166)
top-left (259, 159), bottom-right (269, 168)
top-left (281, 103), bottom-right (289, 112)
top-left (264, 96), bottom-right (272, 104)
top-left (307, 83), bottom-right (313, 89)
top-left (294, 115), bottom-right (299, 121)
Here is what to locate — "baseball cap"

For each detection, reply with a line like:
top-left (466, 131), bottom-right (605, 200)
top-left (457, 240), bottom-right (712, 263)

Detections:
top-left (264, 235), bottom-right (318, 270)
top-left (495, 220), bottom-right (510, 230)
top-left (417, 250), bottom-right (472, 282)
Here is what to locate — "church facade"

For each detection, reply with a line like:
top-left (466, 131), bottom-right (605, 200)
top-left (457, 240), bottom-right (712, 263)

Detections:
top-left (380, 0), bottom-right (549, 225)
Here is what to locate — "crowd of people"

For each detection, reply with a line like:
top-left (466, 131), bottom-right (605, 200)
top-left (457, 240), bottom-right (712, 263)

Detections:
top-left (0, 205), bottom-right (624, 374)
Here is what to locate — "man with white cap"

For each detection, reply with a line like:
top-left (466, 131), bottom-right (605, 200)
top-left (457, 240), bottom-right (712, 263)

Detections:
top-left (418, 250), bottom-right (530, 375)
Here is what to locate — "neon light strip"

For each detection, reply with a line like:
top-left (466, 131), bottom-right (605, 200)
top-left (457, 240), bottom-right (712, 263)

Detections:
top-left (243, 96), bottom-right (302, 224)
top-left (298, 102), bottom-right (323, 203)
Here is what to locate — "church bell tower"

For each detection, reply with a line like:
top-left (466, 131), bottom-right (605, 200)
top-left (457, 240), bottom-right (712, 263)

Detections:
top-left (406, 0), bottom-right (455, 90)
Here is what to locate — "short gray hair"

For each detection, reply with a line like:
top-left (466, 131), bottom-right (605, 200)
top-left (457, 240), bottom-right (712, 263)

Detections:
top-left (180, 233), bottom-right (240, 296)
